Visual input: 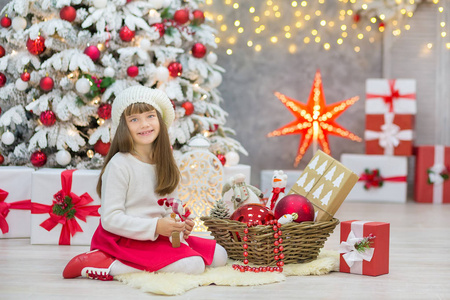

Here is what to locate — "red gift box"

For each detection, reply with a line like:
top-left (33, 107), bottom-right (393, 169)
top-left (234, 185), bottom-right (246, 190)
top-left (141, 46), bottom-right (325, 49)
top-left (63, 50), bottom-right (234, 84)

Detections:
top-left (414, 145), bottom-right (450, 203)
top-left (339, 220), bottom-right (389, 276)
top-left (365, 112), bottom-right (414, 156)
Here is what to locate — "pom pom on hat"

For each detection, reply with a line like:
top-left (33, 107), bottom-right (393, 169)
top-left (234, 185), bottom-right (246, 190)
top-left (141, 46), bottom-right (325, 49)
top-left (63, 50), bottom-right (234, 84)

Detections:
top-left (111, 85), bottom-right (175, 137)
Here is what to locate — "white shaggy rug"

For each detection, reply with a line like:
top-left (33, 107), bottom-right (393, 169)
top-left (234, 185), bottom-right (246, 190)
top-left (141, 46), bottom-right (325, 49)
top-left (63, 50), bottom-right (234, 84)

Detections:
top-left (115, 250), bottom-right (339, 295)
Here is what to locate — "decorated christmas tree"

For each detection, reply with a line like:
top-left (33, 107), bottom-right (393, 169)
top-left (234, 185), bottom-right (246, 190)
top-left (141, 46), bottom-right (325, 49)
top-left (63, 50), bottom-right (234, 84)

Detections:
top-left (0, 0), bottom-right (246, 168)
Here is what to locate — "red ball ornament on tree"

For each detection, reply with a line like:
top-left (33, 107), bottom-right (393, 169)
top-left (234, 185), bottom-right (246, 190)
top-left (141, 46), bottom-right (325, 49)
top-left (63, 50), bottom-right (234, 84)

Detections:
top-left (40, 110), bottom-right (56, 127)
top-left (0, 73), bottom-right (6, 88)
top-left (27, 36), bottom-right (46, 55)
top-left (181, 101), bottom-right (194, 116)
top-left (94, 140), bottom-right (110, 156)
top-left (1, 16), bottom-right (11, 28)
top-left (0, 45), bottom-right (5, 58)
top-left (216, 153), bottom-right (226, 165)
top-left (119, 26), bottom-right (135, 42)
top-left (97, 103), bottom-right (112, 120)
top-left (231, 204), bottom-right (275, 225)
top-left (192, 10), bottom-right (205, 25)
top-left (21, 71), bottom-right (30, 82)
top-left (173, 9), bottom-right (189, 25)
top-left (168, 62), bottom-right (182, 77)
top-left (30, 150), bottom-right (47, 167)
top-left (39, 76), bottom-right (54, 91)
top-left (127, 65), bottom-right (139, 77)
top-left (0, 153), bottom-right (4, 165)
top-left (152, 23), bottom-right (165, 38)
top-left (84, 45), bottom-right (100, 61)
top-left (191, 43), bottom-right (206, 58)
top-left (274, 194), bottom-right (315, 223)
top-left (60, 6), bottom-right (77, 22)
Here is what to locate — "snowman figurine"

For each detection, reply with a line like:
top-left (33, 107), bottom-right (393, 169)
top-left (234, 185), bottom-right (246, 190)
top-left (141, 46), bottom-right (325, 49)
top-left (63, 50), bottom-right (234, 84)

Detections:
top-left (266, 170), bottom-right (288, 211)
top-left (222, 173), bottom-right (264, 210)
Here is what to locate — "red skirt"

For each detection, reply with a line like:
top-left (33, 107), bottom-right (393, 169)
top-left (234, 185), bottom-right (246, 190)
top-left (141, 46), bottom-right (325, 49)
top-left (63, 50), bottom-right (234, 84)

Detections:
top-left (90, 223), bottom-right (216, 272)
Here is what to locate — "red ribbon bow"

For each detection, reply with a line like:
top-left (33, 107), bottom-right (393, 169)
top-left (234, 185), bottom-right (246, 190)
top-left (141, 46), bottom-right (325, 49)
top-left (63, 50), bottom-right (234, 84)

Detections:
top-left (0, 189), bottom-right (31, 234)
top-left (366, 79), bottom-right (415, 112)
top-left (269, 187), bottom-right (285, 210)
top-left (31, 169), bottom-right (100, 245)
top-left (359, 169), bottom-right (407, 190)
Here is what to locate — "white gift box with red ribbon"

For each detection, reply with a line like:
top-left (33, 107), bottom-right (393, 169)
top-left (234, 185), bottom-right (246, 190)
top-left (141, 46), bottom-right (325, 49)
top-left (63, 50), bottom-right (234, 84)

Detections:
top-left (366, 79), bottom-right (416, 115)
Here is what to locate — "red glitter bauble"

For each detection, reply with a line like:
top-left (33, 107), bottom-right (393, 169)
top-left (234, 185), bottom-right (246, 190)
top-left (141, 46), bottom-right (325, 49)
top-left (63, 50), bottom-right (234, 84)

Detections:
top-left (30, 150), bottom-right (47, 167)
top-left (94, 140), bottom-right (110, 156)
top-left (21, 71), bottom-right (30, 82)
top-left (216, 153), bottom-right (226, 165)
top-left (60, 6), bottom-right (77, 22)
top-left (168, 62), bottom-right (182, 77)
top-left (152, 23), bottom-right (165, 38)
top-left (173, 9), bottom-right (189, 25)
top-left (0, 73), bottom-right (6, 87)
top-left (273, 194), bottom-right (315, 223)
top-left (0, 45), bottom-right (5, 58)
top-left (0, 153), bottom-right (4, 165)
top-left (191, 42), bottom-right (206, 58)
top-left (97, 103), bottom-right (112, 120)
top-left (84, 45), bottom-right (101, 61)
top-left (27, 36), bottom-right (46, 55)
top-left (39, 76), bottom-right (54, 91)
top-left (181, 101), bottom-right (194, 116)
top-left (119, 26), bottom-right (135, 42)
top-left (39, 110), bottom-right (56, 127)
top-left (192, 10), bottom-right (205, 25)
top-left (1, 16), bottom-right (11, 28)
top-left (231, 204), bottom-right (275, 225)
top-left (127, 65), bottom-right (139, 77)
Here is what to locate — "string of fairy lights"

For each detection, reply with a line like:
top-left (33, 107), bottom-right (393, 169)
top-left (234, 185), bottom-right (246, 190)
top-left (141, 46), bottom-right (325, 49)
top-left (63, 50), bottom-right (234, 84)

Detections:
top-left (203, 0), bottom-right (446, 55)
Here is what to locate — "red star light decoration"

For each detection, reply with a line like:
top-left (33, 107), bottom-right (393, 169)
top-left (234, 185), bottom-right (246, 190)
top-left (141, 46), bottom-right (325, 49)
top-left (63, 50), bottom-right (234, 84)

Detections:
top-left (268, 70), bottom-right (361, 167)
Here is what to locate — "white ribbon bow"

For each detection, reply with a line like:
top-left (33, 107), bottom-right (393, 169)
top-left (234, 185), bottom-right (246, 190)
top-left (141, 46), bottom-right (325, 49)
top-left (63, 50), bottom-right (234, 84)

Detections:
top-left (428, 163), bottom-right (446, 185)
top-left (338, 231), bottom-right (375, 268)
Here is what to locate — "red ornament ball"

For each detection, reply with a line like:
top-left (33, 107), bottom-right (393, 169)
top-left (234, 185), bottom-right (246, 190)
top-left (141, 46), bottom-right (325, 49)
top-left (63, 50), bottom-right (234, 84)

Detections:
top-left (30, 150), bottom-right (47, 167)
top-left (0, 45), bottom-right (5, 58)
top-left (97, 103), bottom-right (112, 120)
top-left (0, 73), bottom-right (6, 87)
top-left (192, 10), bottom-right (205, 25)
top-left (274, 194), bottom-right (315, 223)
top-left (60, 6), bottom-right (77, 22)
top-left (1, 16), bottom-right (11, 28)
top-left (173, 9), bottom-right (190, 25)
top-left (379, 22), bottom-right (385, 29)
top-left (127, 65), bottom-right (139, 77)
top-left (20, 71), bottom-right (30, 82)
top-left (181, 101), bottom-right (194, 116)
top-left (152, 23), bottom-right (165, 38)
top-left (353, 14), bottom-right (360, 23)
top-left (0, 153), bottom-right (4, 165)
top-left (216, 153), bottom-right (226, 165)
top-left (168, 62), bottom-right (182, 77)
top-left (94, 140), bottom-right (110, 156)
top-left (27, 36), bottom-right (46, 55)
top-left (39, 76), bottom-right (54, 91)
top-left (40, 110), bottom-right (56, 126)
top-left (84, 45), bottom-right (101, 61)
top-left (119, 26), bottom-right (135, 42)
top-left (191, 43), bottom-right (207, 58)
top-left (231, 204), bottom-right (275, 225)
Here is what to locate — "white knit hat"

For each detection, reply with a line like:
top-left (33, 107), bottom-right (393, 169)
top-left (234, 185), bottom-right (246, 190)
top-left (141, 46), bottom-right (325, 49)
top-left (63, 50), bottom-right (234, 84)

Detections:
top-left (111, 85), bottom-right (175, 136)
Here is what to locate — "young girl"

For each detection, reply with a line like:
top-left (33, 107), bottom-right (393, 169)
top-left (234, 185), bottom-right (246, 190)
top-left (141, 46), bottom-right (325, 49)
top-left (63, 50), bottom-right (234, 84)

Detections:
top-left (63, 86), bottom-right (227, 281)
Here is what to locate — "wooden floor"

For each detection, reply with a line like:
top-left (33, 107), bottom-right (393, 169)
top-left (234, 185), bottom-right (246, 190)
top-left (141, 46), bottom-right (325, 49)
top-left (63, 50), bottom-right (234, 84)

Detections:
top-left (1, 201), bottom-right (450, 300)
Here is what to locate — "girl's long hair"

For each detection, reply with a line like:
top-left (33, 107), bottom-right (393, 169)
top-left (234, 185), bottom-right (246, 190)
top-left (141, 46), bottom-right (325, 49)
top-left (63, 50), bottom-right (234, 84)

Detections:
top-left (96, 103), bottom-right (180, 197)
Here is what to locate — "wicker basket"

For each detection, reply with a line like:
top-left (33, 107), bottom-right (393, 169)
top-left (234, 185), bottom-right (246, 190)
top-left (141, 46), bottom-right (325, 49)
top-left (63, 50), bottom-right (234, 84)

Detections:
top-left (201, 216), bottom-right (339, 265)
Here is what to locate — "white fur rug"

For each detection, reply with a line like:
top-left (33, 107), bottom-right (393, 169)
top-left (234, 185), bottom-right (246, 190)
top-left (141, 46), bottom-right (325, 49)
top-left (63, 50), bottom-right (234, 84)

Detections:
top-left (115, 250), bottom-right (339, 296)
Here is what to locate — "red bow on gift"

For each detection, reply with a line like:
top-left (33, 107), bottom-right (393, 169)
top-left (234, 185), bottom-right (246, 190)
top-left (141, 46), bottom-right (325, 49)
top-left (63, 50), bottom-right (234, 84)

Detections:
top-left (0, 189), bottom-right (31, 234)
top-left (31, 169), bottom-right (100, 245)
top-left (366, 79), bottom-right (415, 113)
top-left (359, 169), bottom-right (407, 190)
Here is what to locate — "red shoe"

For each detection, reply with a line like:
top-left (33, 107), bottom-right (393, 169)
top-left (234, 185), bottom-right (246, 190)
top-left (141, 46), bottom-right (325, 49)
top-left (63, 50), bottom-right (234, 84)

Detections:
top-left (63, 249), bottom-right (115, 281)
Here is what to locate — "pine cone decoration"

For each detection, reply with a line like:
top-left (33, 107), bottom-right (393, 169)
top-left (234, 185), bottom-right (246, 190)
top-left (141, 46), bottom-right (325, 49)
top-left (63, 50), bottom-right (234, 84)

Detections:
top-left (210, 199), bottom-right (230, 219)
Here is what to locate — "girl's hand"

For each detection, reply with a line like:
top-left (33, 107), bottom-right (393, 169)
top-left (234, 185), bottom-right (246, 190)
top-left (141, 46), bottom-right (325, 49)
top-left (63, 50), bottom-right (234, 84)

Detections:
top-left (156, 217), bottom-right (185, 237)
top-left (183, 219), bottom-right (195, 240)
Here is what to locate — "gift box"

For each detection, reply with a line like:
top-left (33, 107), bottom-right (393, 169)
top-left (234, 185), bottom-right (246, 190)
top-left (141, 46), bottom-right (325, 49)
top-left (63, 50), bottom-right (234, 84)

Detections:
top-left (0, 167), bottom-right (33, 238)
top-left (339, 220), bottom-right (390, 276)
top-left (340, 154), bottom-right (408, 203)
top-left (414, 145), bottom-right (450, 203)
top-left (366, 78), bottom-right (416, 115)
top-left (365, 113), bottom-right (414, 156)
top-left (31, 169), bottom-right (101, 245)
top-left (288, 150), bottom-right (358, 222)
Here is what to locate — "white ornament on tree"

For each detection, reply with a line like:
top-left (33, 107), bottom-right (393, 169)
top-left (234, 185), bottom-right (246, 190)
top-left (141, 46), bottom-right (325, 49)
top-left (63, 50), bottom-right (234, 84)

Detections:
top-left (75, 78), bottom-right (91, 94)
top-left (140, 38), bottom-right (151, 51)
top-left (56, 149), bottom-right (72, 166)
top-left (93, 0), bottom-right (108, 9)
top-left (225, 151), bottom-right (239, 166)
top-left (208, 71), bottom-right (222, 88)
top-left (1, 131), bottom-right (15, 145)
top-left (104, 67), bottom-right (115, 77)
top-left (12, 16), bottom-right (27, 31)
top-left (206, 52), bottom-right (218, 64)
top-left (151, 0), bottom-right (165, 9)
top-left (15, 78), bottom-right (28, 91)
top-left (155, 66), bottom-right (169, 82)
